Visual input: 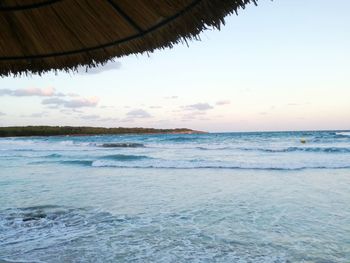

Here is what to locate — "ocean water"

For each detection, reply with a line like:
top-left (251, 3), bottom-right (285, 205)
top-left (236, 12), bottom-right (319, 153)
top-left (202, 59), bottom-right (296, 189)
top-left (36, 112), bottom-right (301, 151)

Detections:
top-left (0, 131), bottom-right (349, 262)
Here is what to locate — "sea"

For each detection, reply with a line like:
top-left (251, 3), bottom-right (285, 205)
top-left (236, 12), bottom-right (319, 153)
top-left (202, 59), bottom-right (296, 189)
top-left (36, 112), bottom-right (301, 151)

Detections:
top-left (0, 131), bottom-right (349, 263)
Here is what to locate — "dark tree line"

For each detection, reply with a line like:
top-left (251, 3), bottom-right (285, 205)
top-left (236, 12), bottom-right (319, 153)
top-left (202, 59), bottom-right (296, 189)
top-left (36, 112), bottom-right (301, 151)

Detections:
top-left (0, 126), bottom-right (197, 137)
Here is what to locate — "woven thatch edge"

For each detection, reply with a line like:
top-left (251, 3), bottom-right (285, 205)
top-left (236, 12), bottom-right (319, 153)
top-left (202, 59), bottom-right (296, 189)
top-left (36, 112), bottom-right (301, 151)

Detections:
top-left (1, 0), bottom-right (257, 76)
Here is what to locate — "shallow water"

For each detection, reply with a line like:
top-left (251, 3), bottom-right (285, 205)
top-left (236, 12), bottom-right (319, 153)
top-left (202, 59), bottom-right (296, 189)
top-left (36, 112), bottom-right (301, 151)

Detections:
top-left (0, 132), bottom-right (350, 262)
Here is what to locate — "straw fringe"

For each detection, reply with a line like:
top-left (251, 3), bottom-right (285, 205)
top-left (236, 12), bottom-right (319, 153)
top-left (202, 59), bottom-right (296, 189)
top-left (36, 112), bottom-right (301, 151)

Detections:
top-left (0, 0), bottom-right (257, 76)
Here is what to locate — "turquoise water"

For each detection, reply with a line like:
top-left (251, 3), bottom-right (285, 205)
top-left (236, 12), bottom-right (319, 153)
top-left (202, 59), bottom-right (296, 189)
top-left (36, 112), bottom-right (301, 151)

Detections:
top-left (0, 131), bottom-right (350, 262)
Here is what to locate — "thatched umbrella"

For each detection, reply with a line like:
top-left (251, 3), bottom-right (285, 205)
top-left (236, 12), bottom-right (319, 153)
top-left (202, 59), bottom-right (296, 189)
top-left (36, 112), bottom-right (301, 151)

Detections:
top-left (0, 0), bottom-right (256, 76)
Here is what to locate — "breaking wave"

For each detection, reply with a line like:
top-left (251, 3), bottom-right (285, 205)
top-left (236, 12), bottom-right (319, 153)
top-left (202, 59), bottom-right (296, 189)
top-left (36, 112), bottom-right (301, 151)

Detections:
top-left (335, 131), bottom-right (350, 137)
top-left (101, 154), bottom-right (152, 161)
top-left (99, 143), bottom-right (144, 148)
top-left (91, 160), bottom-right (350, 170)
top-left (238, 147), bottom-right (350, 153)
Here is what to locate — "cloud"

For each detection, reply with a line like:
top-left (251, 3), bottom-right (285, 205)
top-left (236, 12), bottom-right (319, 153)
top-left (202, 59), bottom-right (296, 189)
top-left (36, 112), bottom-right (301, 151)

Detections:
top-left (185, 103), bottom-right (213, 111)
top-left (126, 109), bottom-right (152, 119)
top-left (60, 108), bottom-right (83, 114)
top-left (77, 61), bottom-right (121, 75)
top-left (31, 112), bottom-right (48, 118)
top-left (77, 115), bottom-right (119, 122)
top-left (42, 96), bottom-right (99, 108)
top-left (42, 98), bottom-right (65, 105)
top-left (198, 117), bottom-right (211, 121)
top-left (65, 97), bottom-right (99, 108)
top-left (164, 96), bottom-right (178, 99)
top-left (0, 86), bottom-right (101, 114)
top-left (67, 93), bottom-right (79, 97)
top-left (21, 112), bottom-right (49, 118)
top-left (181, 111), bottom-right (206, 121)
top-left (287, 102), bottom-right (310, 107)
top-left (149, 106), bottom-right (162, 109)
top-left (46, 105), bottom-right (60, 109)
top-left (216, 100), bottom-right (231, 106)
top-left (0, 89), bottom-right (11, 96)
top-left (0, 112), bottom-right (5, 116)
top-left (98, 117), bottom-right (119, 122)
top-left (79, 114), bottom-right (100, 120)
top-left (0, 87), bottom-right (55, 97)
top-left (100, 105), bottom-right (112, 109)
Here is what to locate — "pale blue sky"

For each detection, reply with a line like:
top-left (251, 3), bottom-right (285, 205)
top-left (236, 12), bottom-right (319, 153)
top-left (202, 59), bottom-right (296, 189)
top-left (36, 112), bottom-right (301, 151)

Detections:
top-left (0, 0), bottom-right (349, 132)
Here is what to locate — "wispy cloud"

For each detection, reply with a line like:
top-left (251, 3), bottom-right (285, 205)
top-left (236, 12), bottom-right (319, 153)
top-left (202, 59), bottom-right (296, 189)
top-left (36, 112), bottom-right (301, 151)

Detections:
top-left (164, 96), bottom-right (178, 100)
top-left (79, 114), bottom-right (100, 120)
top-left (60, 108), bottom-right (83, 114)
top-left (126, 109), bottom-right (152, 119)
top-left (0, 89), bottom-right (12, 96)
top-left (21, 112), bottom-right (48, 118)
top-left (149, 106), bottom-right (162, 109)
top-left (42, 97), bottom-right (99, 108)
top-left (0, 112), bottom-right (6, 116)
top-left (216, 100), bottom-right (231, 106)
top-left (181, 111), bottom-right (206, 121)
top-left (66, 93), bottom-right (79, 98)
top-left (0, 87), bottom-right (56, 97)
top-left (0, 86), bottom-right (101, 118)
top-left (77, 61), bottom-right (121, 75)
top-left (100, 105), bottom-right (115, 109)
top-left (98, 117), bottom-right (119, 122)
top-left (42, 98), bottom-right (65, 105)
top-left (77, 114), bottom-right (119, 123)
top-left (185, 103), bottom-right (213, 111)
top-left (287, 102), bottom-right (311, 107)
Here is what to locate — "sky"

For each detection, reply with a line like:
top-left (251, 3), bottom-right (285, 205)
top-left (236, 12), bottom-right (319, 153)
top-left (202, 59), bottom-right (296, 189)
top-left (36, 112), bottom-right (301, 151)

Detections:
top-left (0, 0), bottom-right (349, 132)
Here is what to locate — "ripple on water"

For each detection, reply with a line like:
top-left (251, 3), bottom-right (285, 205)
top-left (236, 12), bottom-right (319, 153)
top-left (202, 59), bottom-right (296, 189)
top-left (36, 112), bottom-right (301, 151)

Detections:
top-left (0, 205), bottom-right (288, 262)
top-left (1, 205), bottom-right (348, 263)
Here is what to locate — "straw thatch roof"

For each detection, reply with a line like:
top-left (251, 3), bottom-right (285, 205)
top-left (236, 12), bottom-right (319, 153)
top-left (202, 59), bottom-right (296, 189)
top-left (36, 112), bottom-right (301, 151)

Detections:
top-left (0, 0), bottom-right (257, 76)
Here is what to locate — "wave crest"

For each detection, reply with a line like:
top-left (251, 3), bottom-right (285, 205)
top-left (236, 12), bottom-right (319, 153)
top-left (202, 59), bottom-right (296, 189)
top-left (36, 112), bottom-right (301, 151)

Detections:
top-left (99, 143), bottom-right (144, 148)
top-left (101, 154), bottom-right (152, 161)
top-left (239, 147), bottom-right (350, 153)
top-left (91, 160), bottom-right (350, 170)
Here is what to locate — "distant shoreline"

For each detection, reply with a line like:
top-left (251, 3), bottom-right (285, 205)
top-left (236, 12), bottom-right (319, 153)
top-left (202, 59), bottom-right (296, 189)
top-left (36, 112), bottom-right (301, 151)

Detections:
top-left (0, 126), bottom-right (207, 138)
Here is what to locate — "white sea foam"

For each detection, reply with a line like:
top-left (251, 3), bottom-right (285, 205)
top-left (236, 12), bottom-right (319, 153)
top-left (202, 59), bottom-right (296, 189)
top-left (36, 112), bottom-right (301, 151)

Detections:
top-left (336, 131), bottom-right (350, 137)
